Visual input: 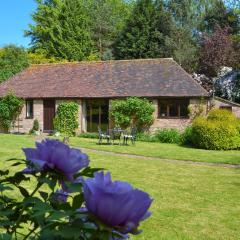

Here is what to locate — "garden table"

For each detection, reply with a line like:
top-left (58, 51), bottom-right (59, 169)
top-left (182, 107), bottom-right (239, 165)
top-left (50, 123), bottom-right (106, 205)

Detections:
top-left (109, 128), bottom-right (125, 145)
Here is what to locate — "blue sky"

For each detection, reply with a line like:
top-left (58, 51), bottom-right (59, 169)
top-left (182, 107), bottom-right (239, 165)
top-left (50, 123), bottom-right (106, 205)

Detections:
top-left (0, 1), bottom-right (37, 48)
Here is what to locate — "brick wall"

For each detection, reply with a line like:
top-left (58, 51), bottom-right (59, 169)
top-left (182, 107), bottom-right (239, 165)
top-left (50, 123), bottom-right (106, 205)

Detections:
top-left (7, 97), bottom-right (210, 134)
top-left (213, 99), bottom-right (240, 118)
top-left (12, 100), bottom-right (44, 133)
top-left (149, 98), bottom-right (208, 132)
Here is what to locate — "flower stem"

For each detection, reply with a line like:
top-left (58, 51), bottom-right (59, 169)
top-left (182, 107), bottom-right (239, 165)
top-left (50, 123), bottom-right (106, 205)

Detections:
top-left (11, 182), bottom-right (44, 236)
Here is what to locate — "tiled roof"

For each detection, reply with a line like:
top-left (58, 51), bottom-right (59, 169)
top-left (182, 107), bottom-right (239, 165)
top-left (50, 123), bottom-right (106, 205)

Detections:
top-left (0, 58), bottom-right (209, 98)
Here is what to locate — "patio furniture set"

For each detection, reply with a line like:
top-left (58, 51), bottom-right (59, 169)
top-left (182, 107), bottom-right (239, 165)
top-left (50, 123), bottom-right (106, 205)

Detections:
top-left (98, 127), bottom-right (137, 145)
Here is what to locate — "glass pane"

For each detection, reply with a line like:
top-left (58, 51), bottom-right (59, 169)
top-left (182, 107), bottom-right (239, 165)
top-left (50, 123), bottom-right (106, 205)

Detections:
top-left (86, 105), bottom-right (91, 132)
top-left (159, 101), bottom-right (168, 117)
top-left (180, 104), bottom-right (189, 117)
top-left (101, 105), bottom-right (109, 131)
top-left (86, 99), bottom-right (109, 132)
top-left (92, 107), bottom-right (99, 132)
top-left (220, 106), bottom-right (232, 112)
top-left (179, 99), bottom-right (189, 117)
top-left (169, 103), bottom-right (178, 117)
top-left (26, 101), bottom-right (33, 118)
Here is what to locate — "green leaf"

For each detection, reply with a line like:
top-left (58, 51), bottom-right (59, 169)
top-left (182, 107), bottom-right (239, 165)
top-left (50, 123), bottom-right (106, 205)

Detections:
top-left (0, 233), bottom-right (12, 240)
top-left (0, 170), bottom-right (9, 176)
top-left (6, 158), bottom-right (25, 162)
top-left (2, 172), bottom-right (30, 185)
top-left (39, 191), bottom-right (48, 201)
top-left (72, 193), bottom-right (84, 210)
top-left (47, 211), bottom-right (67, 222)
top-left (11, 162), bottom-right (24, 167)
top-left (75, 167), bottom-right (104, 178)
top-left (64, 183), bottom-right (82, 193)
top-left (58, 225), bottom-right (83, 239)
top-left (17, 186), bottom-right (29, 197)
top-left (0, 184), bottom-right (13, 192)
top-left (39, 177), bottom-right (56, 191)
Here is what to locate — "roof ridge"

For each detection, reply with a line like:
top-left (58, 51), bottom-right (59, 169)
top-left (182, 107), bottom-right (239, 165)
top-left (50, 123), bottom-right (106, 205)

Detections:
top-left (214, 96), bottom-right (240, 107)
top-left (30, 58), bottom-right (174, 67)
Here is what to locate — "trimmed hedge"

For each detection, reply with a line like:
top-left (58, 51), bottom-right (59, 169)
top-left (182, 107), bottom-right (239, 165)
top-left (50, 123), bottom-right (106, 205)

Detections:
top-left (191, 109), bottom-right (240, 150)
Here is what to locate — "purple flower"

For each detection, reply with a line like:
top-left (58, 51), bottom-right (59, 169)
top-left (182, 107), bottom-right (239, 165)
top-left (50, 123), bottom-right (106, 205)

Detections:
top-left (22, 139), bottom-right (89, 180)
top-left (52, 189), bottom-right (69, 203)
top-left (83, 172), bottom-right (153, 234)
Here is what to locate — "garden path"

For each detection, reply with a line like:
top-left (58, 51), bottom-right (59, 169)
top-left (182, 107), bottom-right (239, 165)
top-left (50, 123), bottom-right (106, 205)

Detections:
top-left (81, 147), bottom-right (240, 169)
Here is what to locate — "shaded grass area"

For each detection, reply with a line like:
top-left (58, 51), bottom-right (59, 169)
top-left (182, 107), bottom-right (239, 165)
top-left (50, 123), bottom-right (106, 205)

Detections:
top-left (0, 134), bottom-right (240, 239)
top-left (70, 137), bottom-right (240, 165)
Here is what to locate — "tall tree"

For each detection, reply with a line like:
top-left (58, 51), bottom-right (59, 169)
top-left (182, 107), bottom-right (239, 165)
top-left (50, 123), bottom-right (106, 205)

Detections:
top-left (200, 0), bottom-right (239, 34)
top-left (113, 0), bottom-right (155, 59)
top-left (166, 27), bottom-right (199, 72)
top-left (113, 0), bottom-right (199, 72)
top-left (87, 0), bottom-right (133, 60)
top-left (0, 45), bottom-right (29, 82)
top-left (166, 0), bottom-right (209, 30)
top-left (199, 25), bottom-right (236, 78)
top-left (26, 0), bottom-right (93, 61)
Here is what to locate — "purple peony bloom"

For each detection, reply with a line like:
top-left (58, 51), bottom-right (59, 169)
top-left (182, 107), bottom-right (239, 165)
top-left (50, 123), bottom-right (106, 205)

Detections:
top-left (83, 172), bottom-right (153, 234)
top-left (52, 189), bottom-right (69, 203)
top-left (22, 139), bottom-right (89, 180)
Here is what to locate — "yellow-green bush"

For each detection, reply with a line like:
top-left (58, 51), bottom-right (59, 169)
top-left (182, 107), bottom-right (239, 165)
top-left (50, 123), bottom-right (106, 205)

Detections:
top-left (207, 109), bottom-right (237, 122)
top-left (191, 110), bottom-right (240, 150)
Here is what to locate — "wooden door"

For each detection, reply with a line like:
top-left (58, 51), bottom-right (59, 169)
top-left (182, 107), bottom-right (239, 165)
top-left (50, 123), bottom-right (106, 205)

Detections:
top-left (43, 99), bottom-right (55, 131)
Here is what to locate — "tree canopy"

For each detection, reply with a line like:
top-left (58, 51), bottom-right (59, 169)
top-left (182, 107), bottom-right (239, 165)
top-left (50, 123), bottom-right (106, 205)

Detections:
top-left (26, 0), bottom-right (132, 61)
top-left (25, 0), bottom-right (93, 61)
top-left (0, 45), bottom-right (29, 82)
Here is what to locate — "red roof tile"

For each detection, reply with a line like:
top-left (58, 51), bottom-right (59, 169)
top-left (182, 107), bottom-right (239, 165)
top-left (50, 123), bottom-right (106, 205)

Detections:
top-left (0, 58), bottom-right (209, 98)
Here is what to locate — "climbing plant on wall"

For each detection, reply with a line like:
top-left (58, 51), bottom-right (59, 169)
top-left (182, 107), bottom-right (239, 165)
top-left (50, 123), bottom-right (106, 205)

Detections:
top-left (0, 93), bottom-right (24, 132)
top-left (54, 102), bottom-right (79, 137)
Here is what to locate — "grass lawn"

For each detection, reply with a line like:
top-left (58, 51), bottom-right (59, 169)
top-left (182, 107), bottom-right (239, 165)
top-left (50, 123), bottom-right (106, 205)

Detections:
top-left (0, 134), bottom-right (240, 239)
top-left (70, 137), bottom-right (240, 165)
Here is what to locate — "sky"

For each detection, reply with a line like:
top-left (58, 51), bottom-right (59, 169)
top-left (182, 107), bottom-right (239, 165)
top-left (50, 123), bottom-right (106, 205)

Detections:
top-left (0, 1), bottom-right (37, 48)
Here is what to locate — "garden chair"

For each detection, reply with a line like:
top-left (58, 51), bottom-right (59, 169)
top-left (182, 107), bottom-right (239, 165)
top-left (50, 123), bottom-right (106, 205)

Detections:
top-left (123, 127), bottom-right (137, 145)
top-left (98, 127), bottom-right (111, 144)
top-left (111, 127), bottom-right (123, 145)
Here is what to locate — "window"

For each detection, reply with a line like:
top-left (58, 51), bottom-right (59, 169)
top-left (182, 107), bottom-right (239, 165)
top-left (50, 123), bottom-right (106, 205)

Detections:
top-left (158, 99), bottom-right (189, 118)
top-left (26, 100), bottom-right (33, 119)
top-left (219, 106), bottom-right (232, 112)
top-left (86, 99), bottom-right (109, 132)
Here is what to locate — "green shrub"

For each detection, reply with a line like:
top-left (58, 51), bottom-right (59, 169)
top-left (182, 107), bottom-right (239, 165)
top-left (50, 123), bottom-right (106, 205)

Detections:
top-left (110, 97), bottom-right (154, 130)
top-left (0, 93), bottom-right (23, 132)
top-left (192, 114), bottom-right (240, 150)
top-left (79, 132), bottom-right (99, 139)
top-left (136, 132), bottom-right (158, 142)
top-left (207, 109), bottom-right (237, 122)
top-left (154, 128), bottom-right (181, 144)
top-left (180, 126), bottom-right (194, 146)
top-left (54, 102), bottom-right (79, 137)
top-left (29, 119), bottom-right (40, 134)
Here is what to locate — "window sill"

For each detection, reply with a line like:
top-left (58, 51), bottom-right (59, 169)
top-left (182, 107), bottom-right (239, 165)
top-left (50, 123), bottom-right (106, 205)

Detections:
top-left (26, 117), bottom-right (34, 119)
